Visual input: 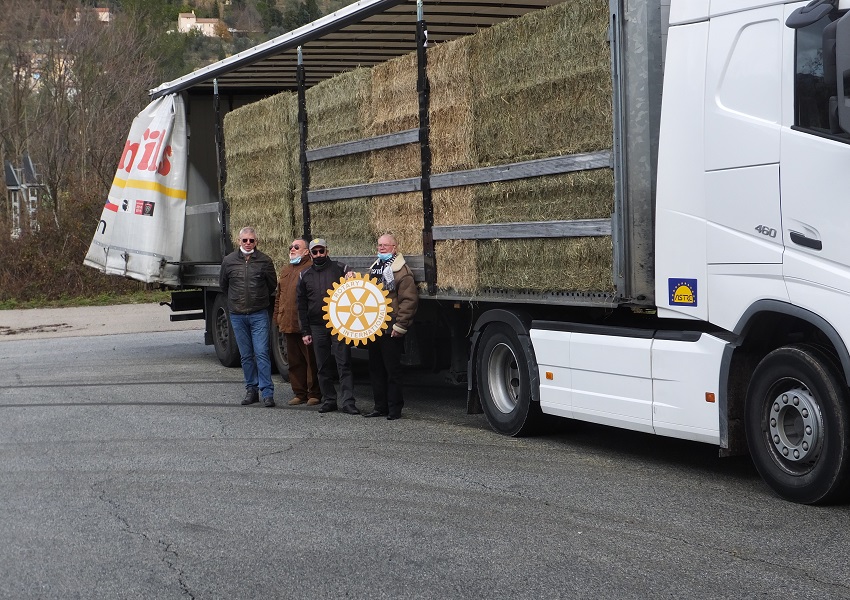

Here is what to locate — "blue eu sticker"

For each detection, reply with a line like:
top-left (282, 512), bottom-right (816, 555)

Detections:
top-left (668, 278), bottom-right (697, 307)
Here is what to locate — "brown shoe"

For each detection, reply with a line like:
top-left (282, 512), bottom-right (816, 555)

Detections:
top-left (288, 397), bottom-right (306, 406)
top-left (306, 397), bottom-right (321, 406)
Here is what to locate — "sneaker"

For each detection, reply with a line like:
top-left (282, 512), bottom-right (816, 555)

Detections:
top-left (288, 397), bottom-right (306, 406)
top-left (307, 397), bottom-right (321, 406)
top-left (263, 397), bottom-right (276, 408)
top-left (241, 389), bottom-right (259, 405)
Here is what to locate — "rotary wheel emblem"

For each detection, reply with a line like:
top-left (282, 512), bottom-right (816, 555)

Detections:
top-left (323, 273), bottom-right (393, 345)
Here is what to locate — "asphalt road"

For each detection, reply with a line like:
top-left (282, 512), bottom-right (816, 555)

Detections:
top-left (1, 305), bottom-right (850, 599)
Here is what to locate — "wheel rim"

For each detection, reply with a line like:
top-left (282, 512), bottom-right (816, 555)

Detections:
top-left (215, 307), bottom-right (230, 349)
top-left (764, 380), bottom-right (824, 475)
top-left (487, 342), bottom-right (521, 414)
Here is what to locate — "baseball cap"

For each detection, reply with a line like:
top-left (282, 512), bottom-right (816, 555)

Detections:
top-left (309, 238), bottom-right (328, 251)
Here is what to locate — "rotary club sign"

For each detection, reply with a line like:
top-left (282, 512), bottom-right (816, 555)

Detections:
top-left (323, 273), bottom-right (393, 345)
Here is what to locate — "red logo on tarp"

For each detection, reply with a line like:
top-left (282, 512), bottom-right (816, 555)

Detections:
top-left (134, 200), bottom-right (155, 216)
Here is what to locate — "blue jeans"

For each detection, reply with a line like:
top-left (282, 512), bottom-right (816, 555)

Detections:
top-left (230, 310), bottom-right (274, 400)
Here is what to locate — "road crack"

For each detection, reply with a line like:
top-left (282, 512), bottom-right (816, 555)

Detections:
top-left (91, 482), bottom-right (196, 598)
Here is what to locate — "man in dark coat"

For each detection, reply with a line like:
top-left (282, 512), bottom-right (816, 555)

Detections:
top-left (296, 238), bottom-right (360, 415)
top-left (219, 226), bottom-right (278, 407)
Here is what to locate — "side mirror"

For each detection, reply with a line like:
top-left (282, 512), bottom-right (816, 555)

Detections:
top-left (787, 0), bottom-right (838, 29)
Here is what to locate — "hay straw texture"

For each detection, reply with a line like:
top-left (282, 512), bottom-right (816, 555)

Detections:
top-left (427, 34), bottom-right (475, 174)
top-left (305, 68), bottom-right (373, 189)
top-left (469, 0), bottom-right (611, 165)
top-left (431, 0), bottom-right (615, 293)
top-left (370, 52), bottom-right (420, 180)
top-left (223, 91), bottom-right (300, 269)
top-left (304, 68), bottom-right (374, 255)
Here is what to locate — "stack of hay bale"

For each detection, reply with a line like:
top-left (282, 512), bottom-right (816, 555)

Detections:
top-left (223, 92), bottom-right (299, 269)
top-left (223, 0), bottom-right (613, 294)
top-left (303, 67), bottom-right (374, 257)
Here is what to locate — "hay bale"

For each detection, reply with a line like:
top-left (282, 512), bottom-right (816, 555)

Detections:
top-left (369, 52), bottom-right (420, 181)
top-left (370, 192), bottom-right (423, 256)
top-left (476, 237), bottom-right (613, 293)
top-left (306, 67), bottom-right (373, 189)
top-left (469, 0), bottom-right (611, 165)
top-left (224, 91), bottom-right (300, 268)
top-left (435, 239), bottom-right (479, 293)
top-left (304, 68), bottom-right (374, 253)
top-left (428, 35), bottom-right (475, 174)
top-left (309, 198), bottom-right (375, 258)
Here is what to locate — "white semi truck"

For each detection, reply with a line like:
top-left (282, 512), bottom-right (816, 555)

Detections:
top-left (86, 0), bottom-right (850, 503)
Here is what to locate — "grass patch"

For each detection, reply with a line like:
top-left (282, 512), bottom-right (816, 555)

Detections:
top-left (0, 290), bottom-right (172, 310)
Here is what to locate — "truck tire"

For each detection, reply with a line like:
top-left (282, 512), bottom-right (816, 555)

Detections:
top-left (271, 322), bottom-right (289, 382)
top-left (476, 323), bottom-right (542, 437)
top-left (211, 294), bottom-right (240, 368)
top-left (745, 344), bottom-right (850, 504)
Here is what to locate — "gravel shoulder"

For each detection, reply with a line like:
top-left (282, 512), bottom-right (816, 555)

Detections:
top-left (0, 303), bottom-right (203, 341)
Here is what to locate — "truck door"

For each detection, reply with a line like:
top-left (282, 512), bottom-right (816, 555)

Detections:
top-left (780, 8), bottom-right (850, 312)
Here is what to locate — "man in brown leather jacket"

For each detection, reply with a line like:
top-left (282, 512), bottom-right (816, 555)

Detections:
top-left (273, 238), bottom-right (320, 407)
top-left (363, 233), bottom-right (419, 420)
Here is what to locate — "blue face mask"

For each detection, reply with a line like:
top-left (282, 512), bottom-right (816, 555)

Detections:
top-left (290, 256), bottom-right (303, 264)
top-left (377, 252), bottom-right (393, 261)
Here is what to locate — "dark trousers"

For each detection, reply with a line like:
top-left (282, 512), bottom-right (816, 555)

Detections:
top-left (284, 332), bottom-right (320, 401)
top-left (368, 334), bottom-right (405, 417)
top-left (310, 324), bottom-right (355, 408)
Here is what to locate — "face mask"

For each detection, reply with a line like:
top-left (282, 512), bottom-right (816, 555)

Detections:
top-left (241, 248), bottom-right (254, 255)
top-left (289, 256), bottom-right (303, 264)
top-left (312, 255), bottom-right (328, 266)
top-left (377, 252), bottom-right (393, 261)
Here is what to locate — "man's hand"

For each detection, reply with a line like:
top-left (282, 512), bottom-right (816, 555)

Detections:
top-left (391, 330), bottom-right (403, 338)
top-left (345, 271), bottom-right (355, 279)
top-left (302, 335), bottom-right (312, 345)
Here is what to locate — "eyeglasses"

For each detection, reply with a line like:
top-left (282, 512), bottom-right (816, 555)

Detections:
top-left (241, 238), bottom-right (255, 243)
top-left (311, 248), bottom-right (326, 256)
top-left (289, 245), bottom-right (301, 250)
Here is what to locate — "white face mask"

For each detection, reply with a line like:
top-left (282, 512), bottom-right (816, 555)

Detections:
top-left (241, 247), bottom-right (255, 254)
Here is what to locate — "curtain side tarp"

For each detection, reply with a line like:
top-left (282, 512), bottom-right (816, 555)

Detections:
top-left (83, 95), bottom-right (188, 285)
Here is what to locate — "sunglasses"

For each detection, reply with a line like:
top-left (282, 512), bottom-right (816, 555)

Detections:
top-left (289, 245), bottom-right (302, 250)
top-left (311, 248), bottom-right (327, 255)
top-left (241, 238), bottom-right (256, 243)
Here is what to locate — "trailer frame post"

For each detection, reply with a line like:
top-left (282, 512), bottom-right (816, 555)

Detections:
top-left (416, 2), bottom-right (436, 295)
top-left (297, 47), bottom-right (312, 241)
top-left (213, 79), bottom-right (232, 257)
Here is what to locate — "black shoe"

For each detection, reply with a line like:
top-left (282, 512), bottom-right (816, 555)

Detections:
top-left (263, 398), bottom-right (276, 408)
top-left (341, 405), bottom-right (360, 415)
top-left (241, 389), bottom-right (259, 405)
top-left (318, 404), bottom-right (338, 413)
top-left (387, 414), bottom-right (401, 421)
top-left (363, 410), bottom-right (387, 418)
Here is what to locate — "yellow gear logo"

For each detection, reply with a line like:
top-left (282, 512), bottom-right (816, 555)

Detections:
top-left (322, 273), bottom-right (393, 346)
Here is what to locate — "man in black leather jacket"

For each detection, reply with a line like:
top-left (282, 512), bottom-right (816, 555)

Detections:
top-left (296, 238), bottom-right (360, 415)
top-left (220, 226), bottom-right (278, 407)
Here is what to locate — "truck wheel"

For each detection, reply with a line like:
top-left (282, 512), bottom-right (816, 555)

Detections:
top-left (271, 322), bottom-right (289, 382)
top-left (476, 323), bottom-right (541, 436)
top-left (212, 294), bottom-right (240, 368)
top-left (745, 344), bottom-right (850, 504)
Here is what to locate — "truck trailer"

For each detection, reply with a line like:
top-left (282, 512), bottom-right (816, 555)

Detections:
top-left (86, 0), bottom-right (850, 504)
